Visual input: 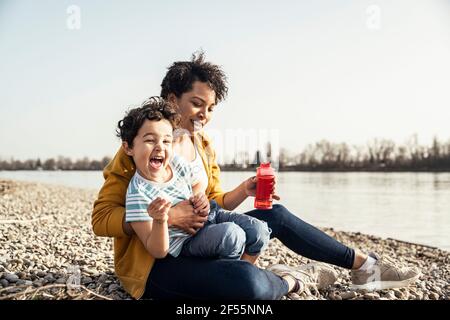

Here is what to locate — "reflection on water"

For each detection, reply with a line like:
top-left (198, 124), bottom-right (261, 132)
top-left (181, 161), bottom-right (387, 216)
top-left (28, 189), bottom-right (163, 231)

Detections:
top-left (1, 170), bottom-right (449, 251)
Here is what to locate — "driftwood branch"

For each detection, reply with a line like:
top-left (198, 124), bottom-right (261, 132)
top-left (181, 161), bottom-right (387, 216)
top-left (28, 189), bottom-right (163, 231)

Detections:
top-left (0, 283), bottom-right (113, 300)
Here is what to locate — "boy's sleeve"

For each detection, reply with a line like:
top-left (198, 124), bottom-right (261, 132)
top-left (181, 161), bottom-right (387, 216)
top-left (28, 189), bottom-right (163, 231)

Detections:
top-left (125, 184), bottom-right (152, 222)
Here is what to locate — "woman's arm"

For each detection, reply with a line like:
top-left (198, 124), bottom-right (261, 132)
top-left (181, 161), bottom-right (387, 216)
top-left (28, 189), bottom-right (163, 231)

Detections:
top-left (222, 180), bottom-right (249, 211)
top-left (222, 177), bottom-right (281, 211)
top-left (92, 148), bottom-right (134, 238)
top-left (168, 200), bottom-right (208, 234)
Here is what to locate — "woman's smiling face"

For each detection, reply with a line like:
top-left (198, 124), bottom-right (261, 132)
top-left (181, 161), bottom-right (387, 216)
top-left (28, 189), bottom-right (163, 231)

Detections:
top-left (169, 81), bottom-right (216, 134)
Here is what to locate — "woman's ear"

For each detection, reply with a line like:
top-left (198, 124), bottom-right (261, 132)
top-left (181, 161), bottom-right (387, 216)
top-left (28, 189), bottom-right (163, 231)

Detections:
top-left (122, 141), bottom-right (134, 156)
top-left (167, 93), bottom-right (178, 106)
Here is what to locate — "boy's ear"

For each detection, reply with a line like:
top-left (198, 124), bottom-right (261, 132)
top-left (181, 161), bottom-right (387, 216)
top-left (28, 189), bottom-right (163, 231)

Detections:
top-left (122, 141), bottom-right (134, 156)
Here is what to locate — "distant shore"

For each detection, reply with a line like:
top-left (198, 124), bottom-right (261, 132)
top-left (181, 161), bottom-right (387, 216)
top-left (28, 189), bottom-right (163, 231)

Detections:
top-left (0, 179), bottom-right (448, 300)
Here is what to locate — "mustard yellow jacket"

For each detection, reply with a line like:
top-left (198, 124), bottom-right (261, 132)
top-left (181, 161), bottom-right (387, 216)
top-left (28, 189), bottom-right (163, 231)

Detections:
top-left (91, 132), bottom-right (227, 299)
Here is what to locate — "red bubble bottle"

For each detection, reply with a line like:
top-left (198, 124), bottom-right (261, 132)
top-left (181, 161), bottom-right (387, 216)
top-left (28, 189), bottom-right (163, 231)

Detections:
top-left (254, 162), bottom-right (275, 210)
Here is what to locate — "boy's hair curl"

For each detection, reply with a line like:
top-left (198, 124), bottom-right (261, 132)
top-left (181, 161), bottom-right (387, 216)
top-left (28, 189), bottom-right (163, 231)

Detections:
top-left (116, 96), bottom-right (180, 147)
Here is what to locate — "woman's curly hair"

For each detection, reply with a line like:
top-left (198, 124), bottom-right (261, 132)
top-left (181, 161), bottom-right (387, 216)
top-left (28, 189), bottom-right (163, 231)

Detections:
top-left (116, 96), bottom-right (181, 147)
top-left (160, 50), bottom-right (228, 103)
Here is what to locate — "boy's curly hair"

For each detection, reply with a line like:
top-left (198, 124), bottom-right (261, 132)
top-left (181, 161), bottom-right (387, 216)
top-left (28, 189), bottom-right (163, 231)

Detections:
top-left (116, 97), bottom-right (181, 147)
top-left (160, 50), bottom-right (228, 103)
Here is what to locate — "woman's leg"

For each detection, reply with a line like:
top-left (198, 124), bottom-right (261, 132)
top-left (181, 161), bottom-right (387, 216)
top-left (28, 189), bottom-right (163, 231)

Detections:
top-left (143, 256), bottom-right (289, 300)
top-left (244, 204), bottom-right (355, 269)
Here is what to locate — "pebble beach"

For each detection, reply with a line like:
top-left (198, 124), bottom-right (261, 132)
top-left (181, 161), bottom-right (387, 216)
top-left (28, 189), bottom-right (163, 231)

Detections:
top-left (0, 179), bottom-right (448, 300)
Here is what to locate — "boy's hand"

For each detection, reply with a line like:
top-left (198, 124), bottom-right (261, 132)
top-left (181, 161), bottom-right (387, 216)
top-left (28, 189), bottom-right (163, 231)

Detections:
top-left (147, 197), bottom-right (171, 223)
top-left (189, 193), bottom-right (210, 217)
top-left (243, 176), bottom-right (280, 200)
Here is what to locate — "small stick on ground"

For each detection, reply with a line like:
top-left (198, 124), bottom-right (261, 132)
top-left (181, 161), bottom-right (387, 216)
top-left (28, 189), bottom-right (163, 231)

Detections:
top-left (0, 284), bottom-right (112, 300)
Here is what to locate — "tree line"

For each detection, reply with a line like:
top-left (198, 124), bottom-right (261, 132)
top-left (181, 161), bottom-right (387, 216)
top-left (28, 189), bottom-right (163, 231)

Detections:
top-left (223, 135), bottom-right (450, 172)
top-left (1, 135), bottom-right (450, 171)
top-left (0, 156), bottom-right (112, 171)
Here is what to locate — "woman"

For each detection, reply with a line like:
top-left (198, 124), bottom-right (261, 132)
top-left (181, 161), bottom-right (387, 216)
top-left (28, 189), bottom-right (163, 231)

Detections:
top-left (92, 52), bottom-right (420, 299)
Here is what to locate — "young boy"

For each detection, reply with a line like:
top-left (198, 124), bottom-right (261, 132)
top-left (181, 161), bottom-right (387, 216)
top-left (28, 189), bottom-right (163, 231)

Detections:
top-left (117, 96), bottom-right (270, 263)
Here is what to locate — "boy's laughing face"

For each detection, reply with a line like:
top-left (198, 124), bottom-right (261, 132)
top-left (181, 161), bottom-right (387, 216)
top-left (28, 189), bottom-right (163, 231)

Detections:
top-left (123, 119), bottom-right (174, 182)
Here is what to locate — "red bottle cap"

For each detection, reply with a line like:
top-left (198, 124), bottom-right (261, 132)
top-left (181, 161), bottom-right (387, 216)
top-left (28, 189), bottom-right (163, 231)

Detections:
top-left (257, 162), bottom-right (274, 176)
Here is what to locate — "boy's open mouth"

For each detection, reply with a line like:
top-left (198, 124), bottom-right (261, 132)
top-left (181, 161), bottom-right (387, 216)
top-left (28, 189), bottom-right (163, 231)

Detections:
top-left (149, 156), bottom-right (164, 169)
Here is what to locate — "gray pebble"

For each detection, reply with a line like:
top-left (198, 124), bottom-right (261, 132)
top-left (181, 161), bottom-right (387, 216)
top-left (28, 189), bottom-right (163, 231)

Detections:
top-left (384, 291), bottom-right (397, 300)
top-left (16, 279), bottom-right (27, 285)
top-left (363, 293), bottom-right (380, 300)
top-left (4, 273), bottom-right (19, 283)
top-left (393, 289), bottom-right (404, 299)
top-left (340, 291), bottom-right (357, 300)
top-left (107, 283), bottom-right (120, 293)
top-left (33, 279), bottom-right (44, 287)
top-left (36, 271), bottom-right (47, 277)
top-left (428, 292), bottom-right (439, 300)
top-left (81, 276), bottom-right (93, 284)
top-left (55, 277), bottom-right (67, 284)
top-left (44, 274), bottom-right (55, 283)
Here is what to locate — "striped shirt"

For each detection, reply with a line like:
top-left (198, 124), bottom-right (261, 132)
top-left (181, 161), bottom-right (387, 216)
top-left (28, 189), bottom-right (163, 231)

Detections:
top-left (125, 154), bottom-right (199, 257)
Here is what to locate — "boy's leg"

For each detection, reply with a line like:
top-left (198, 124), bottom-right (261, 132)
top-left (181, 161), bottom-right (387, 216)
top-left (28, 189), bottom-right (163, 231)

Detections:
top-left (181, 222), bottom-right (246, 259)
top-left (214, 208), bottom-right (271, 262)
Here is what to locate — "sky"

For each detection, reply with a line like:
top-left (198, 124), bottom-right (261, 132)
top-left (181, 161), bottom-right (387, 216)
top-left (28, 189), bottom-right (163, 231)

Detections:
top-left (1, 0), bottom-right (450, 163)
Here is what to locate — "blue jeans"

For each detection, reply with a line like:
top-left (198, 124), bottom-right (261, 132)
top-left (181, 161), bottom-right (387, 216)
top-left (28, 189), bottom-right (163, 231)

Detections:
top-left (144, 204), bottom-right (355, 300)
top-left (180, 201), bottom-right (271, 259)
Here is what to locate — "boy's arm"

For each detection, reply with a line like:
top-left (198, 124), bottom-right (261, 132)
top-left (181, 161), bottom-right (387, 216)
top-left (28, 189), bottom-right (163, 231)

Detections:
top-left (92, 147), bottom-right (135, 238)
top-left (131, 220), bottom-right (169, 259)
top-left (130, 198), bottom-right (171, 259)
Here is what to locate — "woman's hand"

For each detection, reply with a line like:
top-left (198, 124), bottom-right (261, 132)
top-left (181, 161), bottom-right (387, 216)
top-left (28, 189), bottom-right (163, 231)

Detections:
top-left (190, 193), bottom-right (210, 217)
top-left (167, 199), bottom-right (208, 235)
top-left (243, 176), bottom-right (281, 200)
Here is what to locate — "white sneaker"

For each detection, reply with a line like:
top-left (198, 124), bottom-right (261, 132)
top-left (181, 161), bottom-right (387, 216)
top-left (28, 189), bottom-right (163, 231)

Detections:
top-left (268, 262), bottom-right (338, 294)
top-left (350, 252), bottom-right (421, 291)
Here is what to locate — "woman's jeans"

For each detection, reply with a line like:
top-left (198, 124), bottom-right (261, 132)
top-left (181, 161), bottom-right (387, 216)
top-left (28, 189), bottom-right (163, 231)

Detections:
top-left (144, 204), bottom-right (355, 300)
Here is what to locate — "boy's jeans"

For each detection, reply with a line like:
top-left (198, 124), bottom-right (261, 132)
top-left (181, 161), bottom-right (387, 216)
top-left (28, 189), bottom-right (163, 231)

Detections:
top-left (180, 200), bottom-right (271, 259)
